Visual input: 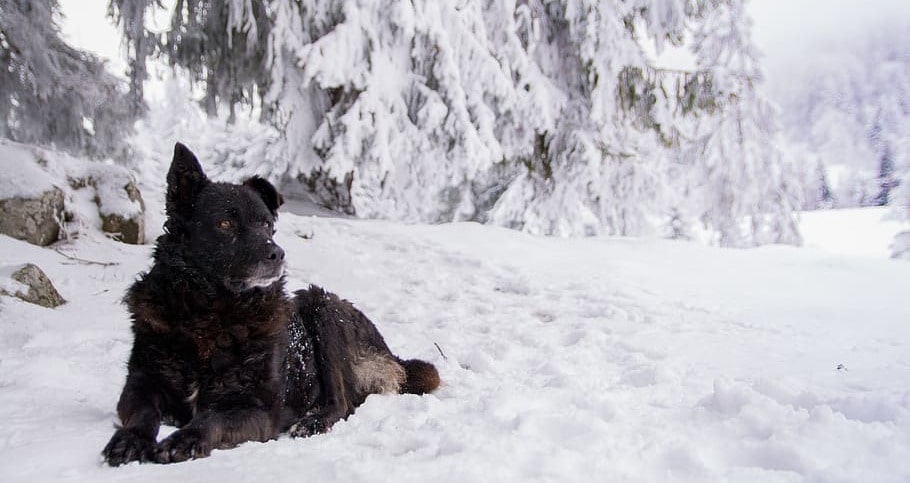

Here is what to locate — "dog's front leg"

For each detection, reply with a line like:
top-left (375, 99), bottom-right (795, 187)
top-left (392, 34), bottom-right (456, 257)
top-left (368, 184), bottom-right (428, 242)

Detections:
top-left (154, 346), bottom-right (284, 464)
top-left (153, 407), bottom-right (278, 463)
top-left (102, 372), bottom-right (163, 466)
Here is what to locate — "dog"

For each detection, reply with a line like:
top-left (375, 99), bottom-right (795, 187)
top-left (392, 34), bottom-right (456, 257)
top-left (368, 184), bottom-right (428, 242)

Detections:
top-left (102, 143), bottom-right (439, 465)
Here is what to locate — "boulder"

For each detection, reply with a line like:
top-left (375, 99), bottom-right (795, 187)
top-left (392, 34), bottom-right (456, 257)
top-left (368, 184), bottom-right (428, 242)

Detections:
top-left (0, 139), bottom-right (146, 245)
top-left (98, 178), bottom-right (145, 245)
top-left (71, 173), bottom-right (146, 245)
top-left (0, 263), bottom-right (66, 308)
top-left (0, 188), bottom-right (65, 246)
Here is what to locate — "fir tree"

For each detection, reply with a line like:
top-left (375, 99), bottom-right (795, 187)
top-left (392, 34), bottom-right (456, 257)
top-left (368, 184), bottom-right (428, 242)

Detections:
top-left (815, 160), bottom-right (835, 209)
top-left (682, 0), bottom-right (800, 246)
top-left (111, 0), bottom-right (801, 246)
top-left (0, 0), bottom-right (135, 158)
top-left (873, 144), bottom-right (896, 206)
top-left (776, 23), bottom-right (909, 209)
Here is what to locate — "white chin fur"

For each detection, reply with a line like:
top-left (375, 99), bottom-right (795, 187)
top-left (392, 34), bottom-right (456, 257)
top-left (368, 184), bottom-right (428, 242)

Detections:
top-left (245, 274), bottom-right (282, 288)
top-left (239, 263), bottom-right (285, 290)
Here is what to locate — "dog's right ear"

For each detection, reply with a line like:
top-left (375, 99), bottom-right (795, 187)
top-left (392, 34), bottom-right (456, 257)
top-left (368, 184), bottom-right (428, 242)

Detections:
top-left (166, 142), bottom-right (208, 216)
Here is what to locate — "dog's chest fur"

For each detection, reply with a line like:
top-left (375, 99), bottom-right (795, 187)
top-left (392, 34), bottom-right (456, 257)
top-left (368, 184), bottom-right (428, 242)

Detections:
top-left (124, 264), bottom-right (293, 422)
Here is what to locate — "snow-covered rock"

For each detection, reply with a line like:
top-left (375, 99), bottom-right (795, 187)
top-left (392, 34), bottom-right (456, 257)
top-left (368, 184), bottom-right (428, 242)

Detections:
top-left (0, 141), bottom-right (66, 246)
top-left (0, 187), bottom-right (65, 246)
top-left (0, 263), bottom-right (65, 308)
top-left (0, 139), bottom-right (146, 245)
top-left (71, 173), bottom-right (146, 245)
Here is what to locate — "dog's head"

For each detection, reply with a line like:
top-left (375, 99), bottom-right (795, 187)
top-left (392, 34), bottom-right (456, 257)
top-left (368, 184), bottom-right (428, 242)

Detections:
top-left (163, 142), bottom-right (286, 293)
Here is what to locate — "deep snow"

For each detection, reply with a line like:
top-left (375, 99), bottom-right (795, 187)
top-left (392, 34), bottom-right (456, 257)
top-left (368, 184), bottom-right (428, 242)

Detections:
top-left (1, 207), bottom-right (909, 482)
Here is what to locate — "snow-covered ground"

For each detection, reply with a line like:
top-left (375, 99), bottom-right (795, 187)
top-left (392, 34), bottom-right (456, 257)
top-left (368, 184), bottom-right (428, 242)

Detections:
top-left (799, 207), bottom-right (908, 259)
top-left (1, 207), bottom-right (909, 482)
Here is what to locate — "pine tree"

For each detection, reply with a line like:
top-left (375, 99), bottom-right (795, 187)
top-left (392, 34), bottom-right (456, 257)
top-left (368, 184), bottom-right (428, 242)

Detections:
top-left (775, 23), bottom-right (909, 209)
top-left (0, 0), bottom-right (135, 158)
top-left (483, 0), bottom-right (694, 237)
top-left (873, 144), bottom-right (896, 206)
top-left (108, 0), bottom-right (157, 117)
top-left (815, 160), bottom-right (835, 209)
top-left (681, 0), bottom-right (800, 246)
top-left (111, 0), bottom-right (800, 245)
top-left (869, 111), bottom-right (898, 207)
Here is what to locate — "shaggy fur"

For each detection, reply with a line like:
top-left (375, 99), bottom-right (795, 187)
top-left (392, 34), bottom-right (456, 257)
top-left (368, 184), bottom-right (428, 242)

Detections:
top-left (102, 143), bottom-right (439, 466)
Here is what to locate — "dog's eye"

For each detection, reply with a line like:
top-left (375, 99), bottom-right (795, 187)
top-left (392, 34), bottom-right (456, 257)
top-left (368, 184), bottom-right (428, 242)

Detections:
top-left (218, 220), bottom-right (235, 231)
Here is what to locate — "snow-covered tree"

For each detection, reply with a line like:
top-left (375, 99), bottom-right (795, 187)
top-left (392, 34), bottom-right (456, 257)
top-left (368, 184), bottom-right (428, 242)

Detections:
top-left (108, 0), bottom-right (157, 117)
top-left (775, 22), bottom-right (910, 210)
top-left (873, 144), bottom-right (897, 206)
top-left (809, 159), bottom-right (835, 210)
top-left (483, 1), bottom-right (685, 237)
top-left (678, 0), bottom-right (800, 246)
top-left (0, 0), bottom-right (134, 158)
top-left (112, 0), bottom-right (800, 246)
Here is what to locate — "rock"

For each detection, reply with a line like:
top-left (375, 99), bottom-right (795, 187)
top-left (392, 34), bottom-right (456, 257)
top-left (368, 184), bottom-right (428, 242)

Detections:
top-left (283, 169), bottom-right (356, 216)
top-left (71, 174), bottom-right (146, 245)
top-left (99, 179), bottom-right (145, 244)
top-left (0, 264), bottom-right (66, 308)
top-left (0, 188), bottom-right (65, 246)
top-left (1, 139), bottom-right (146, 245)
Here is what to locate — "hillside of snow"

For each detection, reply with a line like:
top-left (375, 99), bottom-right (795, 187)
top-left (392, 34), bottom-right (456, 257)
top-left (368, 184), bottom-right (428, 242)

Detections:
top-left (1, 207), bottom-right (909, 482)
top-left (799, 207), bottom-right (909, 259)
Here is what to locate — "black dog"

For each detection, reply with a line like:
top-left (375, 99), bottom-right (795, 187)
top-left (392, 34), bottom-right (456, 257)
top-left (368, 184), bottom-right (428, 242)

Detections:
top-left (102, 143), bottom-right (439, 465)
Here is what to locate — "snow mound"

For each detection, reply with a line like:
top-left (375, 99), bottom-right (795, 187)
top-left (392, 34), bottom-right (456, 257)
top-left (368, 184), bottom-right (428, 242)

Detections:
top-left (0, 141), bottom-right (59, 199)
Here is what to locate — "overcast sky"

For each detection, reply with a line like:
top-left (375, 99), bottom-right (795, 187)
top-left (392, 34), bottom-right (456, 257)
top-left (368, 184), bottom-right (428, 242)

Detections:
top-left (750, 0), bottom-right (909, 81)
top-left (58, 0), bottom-right (910, 100)
top-left (58, 0), bottom-right (125, 74)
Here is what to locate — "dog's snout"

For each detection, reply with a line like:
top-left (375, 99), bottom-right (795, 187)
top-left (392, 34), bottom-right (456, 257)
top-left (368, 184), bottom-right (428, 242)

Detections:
top-left (267, 244), bottom-right (285, 263)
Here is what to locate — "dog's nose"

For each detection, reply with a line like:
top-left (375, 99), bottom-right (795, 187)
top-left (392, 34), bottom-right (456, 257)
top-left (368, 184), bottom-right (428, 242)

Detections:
top-left (267, 244), bottom-right (285, 263)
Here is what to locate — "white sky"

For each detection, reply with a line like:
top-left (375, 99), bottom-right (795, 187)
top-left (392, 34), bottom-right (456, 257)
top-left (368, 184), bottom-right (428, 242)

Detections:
top-left (57, 0), bottom-right (125, 75)
top-left (58, 0), bottom-right (910, 100)
top-left (750, 0), bottom-right (909, 85)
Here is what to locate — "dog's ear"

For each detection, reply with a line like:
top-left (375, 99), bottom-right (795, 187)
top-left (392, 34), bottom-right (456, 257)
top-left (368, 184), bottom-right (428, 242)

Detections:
top-left (166, 143), bottom-right (208, 216)
top-left (243, 176), bottom-right (284, 216)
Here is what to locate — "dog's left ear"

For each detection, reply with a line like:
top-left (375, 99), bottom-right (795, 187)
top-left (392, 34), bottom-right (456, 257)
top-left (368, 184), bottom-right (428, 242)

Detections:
top-left (167, 143), bottom-right (208, 217)
top-left (243, 176), bottom-right (284, 216)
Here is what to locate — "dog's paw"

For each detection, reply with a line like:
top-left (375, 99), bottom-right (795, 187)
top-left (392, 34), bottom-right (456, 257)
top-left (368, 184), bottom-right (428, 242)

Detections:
top-left (153, 428), bottom-right (211, 464)
top-left (102, 428), bottom-right (155, 466)
top-left (288, 415), bottom-right (328, 438)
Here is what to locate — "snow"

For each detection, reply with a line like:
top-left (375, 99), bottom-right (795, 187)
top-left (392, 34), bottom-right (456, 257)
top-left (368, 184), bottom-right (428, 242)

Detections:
top-left (0, 264), bottom-right (30, 296)
top-left (0, 139), bottom-right (143, 230)
top-left (799, 207), bottom-right (910, 258)
top-left (0, 141), bottom-right (58, 199)
top-left (1, 204), bottom-right (909, 482)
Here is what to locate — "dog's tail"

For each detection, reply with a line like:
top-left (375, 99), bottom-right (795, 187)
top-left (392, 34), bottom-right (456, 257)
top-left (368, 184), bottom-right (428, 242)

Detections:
top-left (396, 358), bottom-right (440, 395)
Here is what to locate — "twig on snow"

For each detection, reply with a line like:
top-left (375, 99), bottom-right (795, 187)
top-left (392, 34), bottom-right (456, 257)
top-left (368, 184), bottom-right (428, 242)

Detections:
top-left (55, 249), bottom-right (119, 267)
top-left (434, 342), bottom-right (448, 361)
